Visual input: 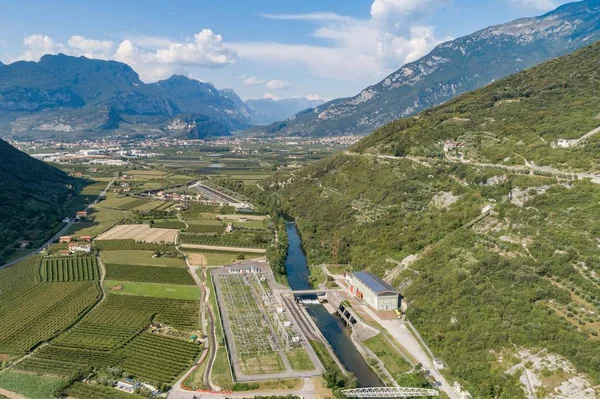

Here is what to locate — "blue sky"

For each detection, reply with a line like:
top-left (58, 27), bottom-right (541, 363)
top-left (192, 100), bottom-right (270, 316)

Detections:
top-left (0, 0), bottom-right (572, 101)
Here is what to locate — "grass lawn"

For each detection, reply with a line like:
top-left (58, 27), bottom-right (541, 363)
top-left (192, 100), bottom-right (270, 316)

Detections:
top-left (186, 219), bottom-right (225, 226)
top-left (132, 201), bottom-right (165, 212)
top-left (232, 221), bottom-right (267, 230)
top-left (288, 348), bottom-right (315, 371)
top-left (97, 194), bottom-right (140, 209)
top-left (186, 250), bottom-right (257, 266)
top-left (240, 353), bottom-right (284, 375)
top-left (310, 340), bottom-right (337, 371)
top-left (211, 347), bottom-right (233, 390)
top-left (183, 358), bottom-right (209, 390)
top-left (104, 280), bottom-right (200, 300)
top-left (101, 250), bottom-right (186, 267)
top-left (363, 333), bottom-right (411, 377)
top-left (0, 371), bottom-right (64, 399)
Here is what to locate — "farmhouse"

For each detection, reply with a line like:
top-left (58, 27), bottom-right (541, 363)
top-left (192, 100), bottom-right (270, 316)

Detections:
top-left (68, 242), bottom-right (92, 253)
top-left (349, 271), bottom-right (400, 311)
top-left (59, 236), bottom-right (72, 243)
top-left (76, 210), bottom-right (88, 219)
top-left (79, 236), bottom-right (92, 242)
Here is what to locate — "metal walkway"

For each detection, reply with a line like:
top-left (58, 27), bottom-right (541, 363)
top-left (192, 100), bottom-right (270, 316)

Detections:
top-left (342, 387), bottom-right (439, 397)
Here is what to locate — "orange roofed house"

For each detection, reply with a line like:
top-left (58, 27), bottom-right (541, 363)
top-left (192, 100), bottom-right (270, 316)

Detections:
top-left (59, 236), bottom-right (72, 243)
top-left (76, 210), bottom-right (88, 219)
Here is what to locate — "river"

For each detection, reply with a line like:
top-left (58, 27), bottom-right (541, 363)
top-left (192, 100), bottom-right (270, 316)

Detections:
top-left (284, 222), bottom-right (382, 387)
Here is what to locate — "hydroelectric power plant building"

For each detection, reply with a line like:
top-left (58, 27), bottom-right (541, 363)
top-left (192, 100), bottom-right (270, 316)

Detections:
top-left (349, 271), bottom-right (400, 311)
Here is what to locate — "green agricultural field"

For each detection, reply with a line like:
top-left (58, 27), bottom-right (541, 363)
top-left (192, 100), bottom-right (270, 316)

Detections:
top-left (0, 257), bottom-right (102, 353)
top-left (40, 256), bottom-right (100, 282)
top-left (17, 346), bottom-right (125, 376)
top-left (132, 201), bottom-right (166, 212)
top-left (100, 250), bottom-right (185, 267)
top-left (185, 250), bottom-right (258, 266)
top-left (94, 240), bottom-right (176, 252)
top-left (53, 298), bottom-right (152, 351)
top-left (0, 371), bottom-right (65, 399)
top-left (120, 333), bottom-right (201, 385)
top-left (97, 195), bottom-right (140, 210)
top-left (105, 264), bottom-right (195, 285)
top-left (66, 207), bottom-right (124, 238)
top-left (69, 382), bottom-right (145, 399)
top-left (104, 280), bottom-right (200, 300)
top-left (179, 233), bottom-right (270, 249)
top-left (153, 219), bottom-right (186, 230)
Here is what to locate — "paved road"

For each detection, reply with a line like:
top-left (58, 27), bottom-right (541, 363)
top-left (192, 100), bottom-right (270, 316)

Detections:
top-left (175, 232), bottom-right (218, 392)
top-left (0, 177), bottom-right (116, 270)
top-left (361, 307), bottom-right (460, 399)
top-left (345, 151), bottom-right (600, 182)
top-left (168, 377), bottom-right (316, 399)
top-left (0, 388), bottom-right (25, 399)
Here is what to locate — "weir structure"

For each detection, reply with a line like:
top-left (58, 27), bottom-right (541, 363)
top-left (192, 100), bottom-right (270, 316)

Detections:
top-left (342, 387), bottom-right (439, 397)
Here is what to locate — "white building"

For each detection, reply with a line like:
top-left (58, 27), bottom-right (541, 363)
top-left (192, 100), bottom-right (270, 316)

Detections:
top-left (349, 271), bottom-right (400, 311)
top-left (557, 139), bottom-right (571, 148)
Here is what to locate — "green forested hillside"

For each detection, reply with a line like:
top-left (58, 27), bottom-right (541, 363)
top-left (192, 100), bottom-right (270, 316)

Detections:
top-left (353, 41), bottom-right (600, 172)
top-left (242, 41), bottom-right (600, 397)
top-left (0, 140), bottom-right (76, 261)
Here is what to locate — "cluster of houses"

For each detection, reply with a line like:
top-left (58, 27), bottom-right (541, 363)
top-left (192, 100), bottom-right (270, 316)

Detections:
top-left (58, 235), bottom-right (92, 255)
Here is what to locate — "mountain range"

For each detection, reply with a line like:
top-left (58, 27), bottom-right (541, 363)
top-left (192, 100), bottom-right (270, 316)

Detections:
top-left (251, 0), bottom-right (600, 137)
top-left (245, 97), bottom-right (325, 126)
top-left (0, 55), bottom-right (320, 139)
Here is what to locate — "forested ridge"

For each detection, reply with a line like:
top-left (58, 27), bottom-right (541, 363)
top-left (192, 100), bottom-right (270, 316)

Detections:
top-left (0, 139), bottom-right (77, 261)
top-left (233, 41), bottom-right (600, 397)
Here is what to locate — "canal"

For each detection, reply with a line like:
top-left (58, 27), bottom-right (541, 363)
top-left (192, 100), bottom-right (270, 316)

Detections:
top-left (284, 222), bottom-right (383, 387)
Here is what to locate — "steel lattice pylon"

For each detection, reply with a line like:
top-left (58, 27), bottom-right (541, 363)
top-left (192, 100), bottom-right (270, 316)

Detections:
top-left (341, 387), bottom-right (439, 398)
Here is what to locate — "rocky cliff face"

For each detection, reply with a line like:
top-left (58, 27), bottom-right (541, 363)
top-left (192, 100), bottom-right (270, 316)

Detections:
top-left (249, 0), bottom-right (600, 137)
top-left (0, 55), bottom-right (251, 138)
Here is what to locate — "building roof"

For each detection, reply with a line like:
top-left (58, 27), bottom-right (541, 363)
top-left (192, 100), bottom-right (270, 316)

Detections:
top-left (353, 271), bottom-right (399, 295)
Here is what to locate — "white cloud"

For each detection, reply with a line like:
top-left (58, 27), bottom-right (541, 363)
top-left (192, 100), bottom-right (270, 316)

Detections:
top-left (20, 34), bottom-right (64, 61)
top-left (114, 29), bottom-right (236, 80)
top-left (67, 35), bottom-right (114, 58)
top-left (508, 0), bottom-right (558, 10)
top-left (240, 0), bottom-right (448, 81)
top-left (266, 79), bottom-right (290, 90)
top-left (306, 94), bottom-right (327, 101)
top-left (371, 0), bottom-right (440, 22)
top-left (242, 76), bottom-right (264, 85)
top-left (14, 29), bottom-right (237, 82)
top-left (263, 92), bottom-right (279, 100)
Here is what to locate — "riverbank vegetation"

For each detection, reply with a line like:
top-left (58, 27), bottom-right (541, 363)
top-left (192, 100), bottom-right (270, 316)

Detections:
top-left (310, 340), bottom-right (356, 398)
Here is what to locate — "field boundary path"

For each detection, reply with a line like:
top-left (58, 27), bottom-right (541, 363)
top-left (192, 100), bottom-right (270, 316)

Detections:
top-left (0, 388), bottom-right (26, 399)
top-left (345, 151), bottom-right (600, 182)
top-left (0, 177), bottom-right (116, 270)
top-left (179, 244), bottom-right (266, 254)
top-left (175, 229), bottom-right (218, 392)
